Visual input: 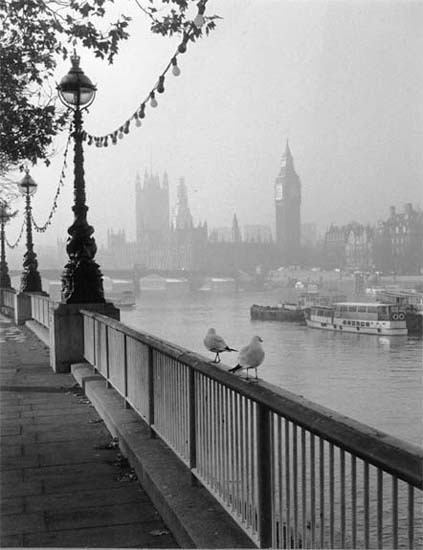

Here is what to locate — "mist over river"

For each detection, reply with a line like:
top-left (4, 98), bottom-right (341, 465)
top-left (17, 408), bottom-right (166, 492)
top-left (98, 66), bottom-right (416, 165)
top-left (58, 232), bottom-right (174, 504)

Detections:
top-left (121, 289), bottom-right (422, 447)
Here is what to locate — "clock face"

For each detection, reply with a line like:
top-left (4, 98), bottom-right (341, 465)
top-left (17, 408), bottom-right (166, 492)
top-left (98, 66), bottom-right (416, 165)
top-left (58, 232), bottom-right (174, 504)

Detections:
top-left (275, 184), bottom-right (283, 201)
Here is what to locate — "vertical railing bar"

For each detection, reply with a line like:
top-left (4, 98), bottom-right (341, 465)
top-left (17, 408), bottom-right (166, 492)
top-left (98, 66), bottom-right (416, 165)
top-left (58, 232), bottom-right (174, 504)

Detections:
top-left (278, 417), bottom-right (283, 549)
top-left (310, 433), bottom-right (316, 549)
top-left (302, 428), bottom-right (307, 550)
top-left (285, 419), bottom-right (290, 549)
top-left (188, 368), bottom-right (196, 484)
top-left (92, 315), bottom-right (96, 367)
top-left (351, 455), bottom-right (357, 549)
top-left (205, 375), bottom-right (210, 482)
top-left (225, 386), bottom-right (231, 507)
top-left (408, 485), bottom-right (414, 549)
top-left (243, 396), bottom-right (248, 524)
top-left (234, 391), bottom-right (240, 516)
top-left (217, 383), bottom-right (222, 498)
top-left (364, 461), bottom-right (370, 549)
top-left (123, 334), bottom-right (129, 408)
top-left (340, 449), bottom-right (346, 548)
top-left (320, 438), bottom-right (325, 550)
top-left (147, 346), bottom-right (155, 438)
top-left (251, 401), bottom-right (256, 532)
top-left (270, 415), bottom-right (276, 549)
top-left (392, 476), bottom-right (398, 549)
top-left (256, 403), bottom-right (272, 549)
top-left (293, 424), bottom-right (298, 547)
top-left (223, 385), bottom-right (228, 503)
top-left (227, 388), bottom-right (233, 509)
top-left (212, 381), bottom-right (218, 493)
top-left (377, 468), bottom-right (383, 549)
top-left (329, 443), bottom-right (335, 549)
top-left (199, 373), bottom-right (204, 474)
top-left (245, 398), bottom-right (251, 526)
top-left (105, 324), bottom-right (110, 388)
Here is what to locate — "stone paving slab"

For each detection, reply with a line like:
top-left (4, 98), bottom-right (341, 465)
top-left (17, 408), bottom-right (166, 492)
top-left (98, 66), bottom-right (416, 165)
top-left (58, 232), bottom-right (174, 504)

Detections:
top-left (0, 315), bottom-right (178, 548)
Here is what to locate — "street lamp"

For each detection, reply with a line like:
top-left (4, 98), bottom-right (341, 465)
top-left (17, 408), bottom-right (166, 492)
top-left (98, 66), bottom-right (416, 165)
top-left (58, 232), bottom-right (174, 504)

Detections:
top-left (57, 53), bottom-right (105, 303)
top-left (18, 170), bottom-right (43, 293)
top-left (0, 201), bottom-right (17, 289)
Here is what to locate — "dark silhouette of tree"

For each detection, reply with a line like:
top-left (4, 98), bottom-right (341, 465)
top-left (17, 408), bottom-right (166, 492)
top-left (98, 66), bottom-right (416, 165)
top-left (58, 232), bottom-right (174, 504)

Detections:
top-left (0, 0), bottom-right (218, 171)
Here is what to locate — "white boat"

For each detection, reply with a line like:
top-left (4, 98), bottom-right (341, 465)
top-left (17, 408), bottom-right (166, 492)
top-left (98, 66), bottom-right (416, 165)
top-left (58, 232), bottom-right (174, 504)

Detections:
top-left (305, 302), bottom-right (407, 336)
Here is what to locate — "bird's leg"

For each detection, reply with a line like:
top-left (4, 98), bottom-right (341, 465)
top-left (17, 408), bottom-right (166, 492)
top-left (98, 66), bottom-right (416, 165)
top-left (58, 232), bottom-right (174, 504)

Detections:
top-left (216, 353), bottom-right (221, 363)
top-left (255, 367), bottom-right (258, 379)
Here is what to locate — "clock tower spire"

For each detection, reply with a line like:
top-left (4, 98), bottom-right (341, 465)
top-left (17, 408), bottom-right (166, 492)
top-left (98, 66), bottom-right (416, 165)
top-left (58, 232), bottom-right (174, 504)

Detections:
top-left (275, 140), bottom-right (301, 264)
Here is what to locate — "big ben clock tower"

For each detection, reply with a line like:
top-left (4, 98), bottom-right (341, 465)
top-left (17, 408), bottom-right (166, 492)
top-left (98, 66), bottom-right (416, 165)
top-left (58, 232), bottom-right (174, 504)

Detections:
top-left (275, 141), bottom-right (301, 264)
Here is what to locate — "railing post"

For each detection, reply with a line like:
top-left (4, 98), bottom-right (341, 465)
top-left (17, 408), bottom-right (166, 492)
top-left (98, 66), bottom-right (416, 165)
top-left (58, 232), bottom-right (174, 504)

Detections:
top-left (147, 346), bottom-right (155, 438)
top-left (188, 368), bottom-right (197, 485)
top-left (105, 325), bottom-right (111, 388)
top-left (256, 403), bottom-right (272, 548)
top-left (123, 334), bottom-right (129, 409)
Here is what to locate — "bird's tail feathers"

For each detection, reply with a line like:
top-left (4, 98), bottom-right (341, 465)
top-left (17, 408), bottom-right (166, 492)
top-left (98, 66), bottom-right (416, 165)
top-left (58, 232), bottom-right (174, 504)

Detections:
top-left (228, 364), bottom-right (242, 373)
top-left (225, 346), bottom-right (237, 352)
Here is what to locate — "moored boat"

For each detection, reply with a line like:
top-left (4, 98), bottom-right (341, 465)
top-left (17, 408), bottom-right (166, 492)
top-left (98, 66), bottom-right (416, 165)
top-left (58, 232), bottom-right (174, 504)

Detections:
top-left (305, 302), bottom-right (408, 336)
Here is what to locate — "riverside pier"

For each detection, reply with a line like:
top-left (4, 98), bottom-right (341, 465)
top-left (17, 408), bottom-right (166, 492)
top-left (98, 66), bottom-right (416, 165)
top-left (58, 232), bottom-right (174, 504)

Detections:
top-left (1, 288), bottom-right (422, 548)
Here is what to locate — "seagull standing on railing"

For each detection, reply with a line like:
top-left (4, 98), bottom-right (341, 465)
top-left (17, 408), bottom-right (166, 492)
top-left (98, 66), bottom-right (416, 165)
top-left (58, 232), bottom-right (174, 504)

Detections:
top-left (203, 328), bottom-right (237, 363)
top-left (229, 335), bottom-right (265, 380)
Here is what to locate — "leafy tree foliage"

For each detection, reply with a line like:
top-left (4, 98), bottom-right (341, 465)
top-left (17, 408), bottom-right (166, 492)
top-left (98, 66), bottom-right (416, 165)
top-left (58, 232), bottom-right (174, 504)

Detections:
top-left (0, 0), bottom-right (218, 172)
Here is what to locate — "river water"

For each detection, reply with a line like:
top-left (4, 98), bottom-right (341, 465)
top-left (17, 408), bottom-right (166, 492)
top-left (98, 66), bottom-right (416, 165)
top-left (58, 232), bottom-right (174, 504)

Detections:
top-left (121, 288), bottom-right (422, 447)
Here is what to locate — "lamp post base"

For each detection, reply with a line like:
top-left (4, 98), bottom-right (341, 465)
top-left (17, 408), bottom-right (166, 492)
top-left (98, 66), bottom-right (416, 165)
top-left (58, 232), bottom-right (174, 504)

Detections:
top-left (20, 270), bottom-right (43, 293)
top-left (61, 258), bottom-right (105, 304)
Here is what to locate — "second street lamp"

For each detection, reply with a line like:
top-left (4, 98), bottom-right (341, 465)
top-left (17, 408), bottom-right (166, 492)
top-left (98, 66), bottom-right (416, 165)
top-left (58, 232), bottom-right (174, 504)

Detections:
top-left (18, 170), bottom-right (43, 293)
top-left (57, 53), bottom-right (105, 303)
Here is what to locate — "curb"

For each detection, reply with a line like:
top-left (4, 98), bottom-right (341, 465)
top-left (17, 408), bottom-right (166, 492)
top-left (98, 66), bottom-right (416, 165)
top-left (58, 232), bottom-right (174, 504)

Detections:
top-left (71, 363), bottom-right (255, 549)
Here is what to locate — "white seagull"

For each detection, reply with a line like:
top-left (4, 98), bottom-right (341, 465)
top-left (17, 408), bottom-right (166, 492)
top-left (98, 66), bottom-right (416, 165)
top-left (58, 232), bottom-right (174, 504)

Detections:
top-left (203, 328), bottom-right (237, 363)
top-left (228, 335), bottom-right (265, 380)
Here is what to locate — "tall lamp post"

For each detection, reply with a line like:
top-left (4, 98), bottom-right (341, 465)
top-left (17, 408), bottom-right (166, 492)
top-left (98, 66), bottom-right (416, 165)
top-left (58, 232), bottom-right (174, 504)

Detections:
top-left (18, 170), bottom-right (43, 293)
top-left (0, 201), bottom-right (17, 289)
top-left (57, 53), bottom-right (105, 303)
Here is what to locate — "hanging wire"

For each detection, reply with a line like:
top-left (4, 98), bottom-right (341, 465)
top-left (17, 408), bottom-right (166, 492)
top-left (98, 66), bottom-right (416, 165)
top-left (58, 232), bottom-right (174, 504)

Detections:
top-left (84, 0), bottom-right (209, 148)
top-left (32, 126), bottom-right (72, 233)
top-left (6, 217), bottom-right (26, 249)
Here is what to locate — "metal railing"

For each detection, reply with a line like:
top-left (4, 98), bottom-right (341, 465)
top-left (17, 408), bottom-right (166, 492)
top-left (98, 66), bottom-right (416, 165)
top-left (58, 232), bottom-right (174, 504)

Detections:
top-left (0, 287), bottom-right (16, 314)
top-left (29, 293), bottom-right (51, 328)
top-left (81, 310), bottom-right (423, 549)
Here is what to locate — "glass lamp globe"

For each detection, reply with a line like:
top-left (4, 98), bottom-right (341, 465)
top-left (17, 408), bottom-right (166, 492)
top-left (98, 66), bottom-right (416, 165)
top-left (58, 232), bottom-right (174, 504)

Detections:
top-left (19, 170), bottom-right (38, 197)
top-left (58, 54), bottom-right (96, 108)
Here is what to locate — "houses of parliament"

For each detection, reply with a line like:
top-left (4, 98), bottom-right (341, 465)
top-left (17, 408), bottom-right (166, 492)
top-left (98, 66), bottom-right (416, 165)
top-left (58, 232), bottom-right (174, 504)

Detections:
top-left (98, 143), bottom-right (303, 275)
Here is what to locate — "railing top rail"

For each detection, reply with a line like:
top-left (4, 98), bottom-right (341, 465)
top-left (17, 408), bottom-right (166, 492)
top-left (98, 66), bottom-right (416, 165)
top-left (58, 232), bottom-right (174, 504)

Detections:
top-left (81, 309), bottom-right (423, 489)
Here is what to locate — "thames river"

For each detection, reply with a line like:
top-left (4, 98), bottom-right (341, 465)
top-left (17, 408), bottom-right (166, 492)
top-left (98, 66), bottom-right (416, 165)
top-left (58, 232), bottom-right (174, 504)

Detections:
top-left (121, 288), bottom-right (423, 447)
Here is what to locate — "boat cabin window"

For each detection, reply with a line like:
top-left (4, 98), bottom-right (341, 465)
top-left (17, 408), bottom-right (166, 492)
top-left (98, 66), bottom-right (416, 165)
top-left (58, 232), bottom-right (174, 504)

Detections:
top-left (367, 306), bottom-right (378, 314)
top-left (340, 305), bottom-right (348, 312)
top-left (377, 306), bottom-right (388, 315)
top-left (348, 306), bottom-right (357, 312)
top-left (358, 306), bottom-right (366, 313)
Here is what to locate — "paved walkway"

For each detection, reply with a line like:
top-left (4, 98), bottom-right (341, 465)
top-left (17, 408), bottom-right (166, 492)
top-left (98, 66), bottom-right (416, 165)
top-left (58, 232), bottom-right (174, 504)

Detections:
top-left (0, 315), bottom-right (178, 548)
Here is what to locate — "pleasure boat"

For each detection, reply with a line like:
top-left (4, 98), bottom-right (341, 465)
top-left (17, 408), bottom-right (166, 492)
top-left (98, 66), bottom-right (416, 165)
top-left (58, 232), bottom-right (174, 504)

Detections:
top-left (305, 302), bottom-right (407, 336)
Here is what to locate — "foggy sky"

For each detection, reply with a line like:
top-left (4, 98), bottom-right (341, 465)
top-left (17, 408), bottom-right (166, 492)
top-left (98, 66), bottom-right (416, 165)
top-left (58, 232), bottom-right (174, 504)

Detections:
top-left (6, 0), bottom-right (423, 249)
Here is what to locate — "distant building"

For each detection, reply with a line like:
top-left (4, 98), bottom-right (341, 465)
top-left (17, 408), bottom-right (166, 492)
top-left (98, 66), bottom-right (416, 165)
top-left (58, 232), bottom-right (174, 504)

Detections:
top-left (135, 171), bottom-right (169, 244)
top-left (373, 203), bottom-right (423, 274)
top-left (345, 224), bottom-right (374, 271)
top-left (243, 225), bottom-right (272, 243)
top-left (275, 141), bottom-right (301, 264)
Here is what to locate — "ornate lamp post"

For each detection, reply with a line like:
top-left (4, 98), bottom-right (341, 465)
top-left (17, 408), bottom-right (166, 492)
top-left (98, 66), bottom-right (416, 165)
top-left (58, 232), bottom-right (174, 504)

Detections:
top-left (18, 170), bottom-right (43, 292)
top-left (0, 201), bottom-right (17, 289)
top-left (57, 53), bottom-right (105, 303)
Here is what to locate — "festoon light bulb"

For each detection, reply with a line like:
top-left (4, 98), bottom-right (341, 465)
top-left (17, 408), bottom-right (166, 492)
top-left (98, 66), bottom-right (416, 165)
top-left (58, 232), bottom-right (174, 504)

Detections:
top-left (150, 92), bottom-right (158, 108)
top-left (172, 58), bottom-right (181, 76)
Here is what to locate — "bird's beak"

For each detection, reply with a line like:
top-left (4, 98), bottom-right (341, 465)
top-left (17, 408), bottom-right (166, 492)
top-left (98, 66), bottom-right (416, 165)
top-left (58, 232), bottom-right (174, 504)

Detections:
top-left (259, 337), bottom-right (263, 342)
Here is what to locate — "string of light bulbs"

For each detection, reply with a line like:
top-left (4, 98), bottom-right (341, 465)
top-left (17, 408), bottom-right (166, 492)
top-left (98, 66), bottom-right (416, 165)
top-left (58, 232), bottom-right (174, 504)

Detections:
top-left (6, 217), bottom-right (26, 249)
top-left (83, 1), bottom-right (208, 148)
top-left (32, 128), bottom-right (72, 233)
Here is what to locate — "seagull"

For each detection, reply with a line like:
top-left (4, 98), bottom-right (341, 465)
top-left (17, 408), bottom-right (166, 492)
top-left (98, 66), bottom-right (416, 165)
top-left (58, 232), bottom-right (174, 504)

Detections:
top-left (203, 328), bottom-right (237, 363)
top-left (228, 336), bottom-right (265, 380)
